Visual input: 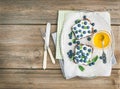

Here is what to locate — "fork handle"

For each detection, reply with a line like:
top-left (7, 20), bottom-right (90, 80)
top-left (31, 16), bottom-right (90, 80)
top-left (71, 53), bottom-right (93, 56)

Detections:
top-left (48, 47), bottom-right (55, 64)
top-left (43, 50), bottom-right (47, 70)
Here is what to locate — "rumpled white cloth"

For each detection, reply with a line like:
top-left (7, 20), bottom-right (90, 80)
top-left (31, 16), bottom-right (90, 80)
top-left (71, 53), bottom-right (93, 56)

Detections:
top-left (53, 11), bottom-right (116, 79)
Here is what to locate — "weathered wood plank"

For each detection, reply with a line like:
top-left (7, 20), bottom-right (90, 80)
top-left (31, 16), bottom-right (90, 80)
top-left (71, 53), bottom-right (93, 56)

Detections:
top-left (0, 25), bottom-right (119, 69)
top-left (0, 0), bottom-right (119, 24)
top-left (0, 69), bottom-right (119, 89)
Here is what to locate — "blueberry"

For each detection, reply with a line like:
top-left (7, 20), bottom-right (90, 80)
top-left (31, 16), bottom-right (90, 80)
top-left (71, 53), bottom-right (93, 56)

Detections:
top-left (87, 26), bottom-right (90, 29)
top-left (80, 34), bottom-right (83, 37)
top-left (87, 37), bottom-right (91, 41)
top-left (75, 31), bottom-right (78, 34)
top-left (83, 60), bottom-right (86, 63)
top-left (91, 62), bottom-right (95, 65)
top-left (79, 29), bottom-right (81, 32)
top-left (77, 41), bottom-right (80, 45)
top-left (79, 59), bottom-right (82, 62)
top-left (83, 15), bottom-right (86, 19)
top-left (86, 53), bottom-right (89, 56)
top-left (91, 23), bottom-right (95, 26)
top-left (94, 29), bottom-right (97, 33)
top-left (88, 49), bottom-right (91, 52)
top-left (74, 59), bottom-right (79, 63)
top-left (84, 21), bottom-right (87, 25)
top-left (69, 54), bottom-right (72, 58)
top-left (82, 53), bottom-right (85, 56)
top-left (80, 50), bottom-right (82, 53)
top-left (68, 42), bottom-right (72, 46)
top-left (74, 27), bottom-right (76, 30)
top-left (77, 46), bottom-right (80, 50)
top-left (77, 35), bottom-right (79, 38)
top-left (83, 31), bottom-right (86, 34)
top-left (82, 26), bottom-right (84, 29)
top-left (77, 24), bottom-right (81, 27)
top-left (88, 30), bottom-right (91, 33)
top-left (103, 60), bottom-right (107, 64)
top-left (100, 56), bottom-right (103, 59)
top-left (69, 34), bottom-right (72, 39)
top-left (89, 63), bottom-right (92, 66)
top-left (83, 47), bottom-right (87, 50)
top-left (69, 50), bottom-right (72, 53)
top-left (67, 52), bottom-right (70, 55)
top-left (78, 55), bottom-right (81, 58)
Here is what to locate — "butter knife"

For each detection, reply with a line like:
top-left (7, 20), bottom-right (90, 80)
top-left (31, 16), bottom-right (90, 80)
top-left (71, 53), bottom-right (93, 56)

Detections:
top-left (43, 22), bottom-right (51, 70)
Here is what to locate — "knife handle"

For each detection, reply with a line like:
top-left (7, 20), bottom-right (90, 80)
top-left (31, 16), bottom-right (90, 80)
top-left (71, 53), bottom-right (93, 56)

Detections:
top-left (43, 50), bottom-right (47, 70)
top-left (48, 47), bottom-right (55, 64)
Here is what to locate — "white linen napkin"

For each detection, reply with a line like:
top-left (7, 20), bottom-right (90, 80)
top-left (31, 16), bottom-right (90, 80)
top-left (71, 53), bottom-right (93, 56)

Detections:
top-left (52, 31), bottom-right (116, 79)
top-left (53, 11), bottom-right (116, 79)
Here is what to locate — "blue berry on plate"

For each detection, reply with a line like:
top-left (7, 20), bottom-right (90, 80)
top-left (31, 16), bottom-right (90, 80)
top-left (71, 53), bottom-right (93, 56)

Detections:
top-left (86, 53), bottom-right (89, 56)
top-left (89, 63), bottom-right (92, 66)
top-left (79, 59), bottom-right (83, 62)
top-left (77, 24), bottom-right (81, 27)
top-left (87, 37), bottom-right (91, 41)
top-left (68, 42), bottom-right (72, 46)
top-left (75, 31), bottom-right (78, 34)
top-left (69, 34), bottom-right (72, 39)
top-left (80, 34), bottom-right (83, 37)
top-left (78, 55), bottom-right (81, 58)
top-left (83, 31), bottom-right (86, 34)
top-left (88, 30), bottom-right (91, 33)
top-left (87, 26), bottom-right (90, 29)
top-left (69, 50), bottom-right (72, 53)
top-left (100, 56), bottom-right (103, 59)
top-left (77, 35), bottom-right (79, 38)
top-left (82, 26), bottom-right (84, 29)
top-left (84, 21), bottom-right (87, 25)
top-left (77, 46), bottom-right (80, 50)
top-left (83, 15), bottom-right (86, 19)
top-left (91, 23), bottom-right (95, 26)
top-left (88, 49), bottom-right (91, 52)
top-left (80, 50), bottom-right (82, 53)
top-left (91, 62), bottom-right (95, 65)
top-left (74, 27), bottom-right (76, 30)
top-left (83, 47), bottom-right (87, 50)
top-left (77, 41), bottom-right (80, 45)
top-left (69, 55), bottom-right (72, 58)
top-left (94, 29), bottom-right (97, 33)
top-left (83, 60), bottom-right (86, 63)
top-left (79, 29), bottom-right (81, 32)
top-left (74, 58), bottom-right (79, 63)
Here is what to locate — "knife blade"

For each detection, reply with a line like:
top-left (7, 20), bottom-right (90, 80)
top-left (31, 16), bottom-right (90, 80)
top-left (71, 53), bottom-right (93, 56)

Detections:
top-left (43, 22), bottom-right (51, 70)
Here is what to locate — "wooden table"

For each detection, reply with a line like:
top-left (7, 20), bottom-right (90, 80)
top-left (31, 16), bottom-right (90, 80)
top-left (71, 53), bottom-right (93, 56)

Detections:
top-left (0, 0), bottom-right (119, 89)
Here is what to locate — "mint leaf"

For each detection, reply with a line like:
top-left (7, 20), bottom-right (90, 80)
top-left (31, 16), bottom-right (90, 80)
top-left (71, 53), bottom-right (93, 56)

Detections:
top-left (78, 65), bottom-right (85, 71)
top-left (92, 55), bottom-right (98, 62)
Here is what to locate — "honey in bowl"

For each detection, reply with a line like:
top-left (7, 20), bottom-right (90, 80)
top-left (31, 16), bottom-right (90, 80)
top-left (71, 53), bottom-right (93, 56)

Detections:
top-left (92, 31), bottom-right (111, 48)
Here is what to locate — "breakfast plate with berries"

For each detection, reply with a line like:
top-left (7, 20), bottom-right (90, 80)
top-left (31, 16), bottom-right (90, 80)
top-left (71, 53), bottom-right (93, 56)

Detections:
top-left (60, 12), bottom-right (114, 73)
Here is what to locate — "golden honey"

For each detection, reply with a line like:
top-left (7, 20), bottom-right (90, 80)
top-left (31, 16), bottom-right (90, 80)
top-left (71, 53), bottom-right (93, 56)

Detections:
top-left (92, 31), bottom-right (111, 48)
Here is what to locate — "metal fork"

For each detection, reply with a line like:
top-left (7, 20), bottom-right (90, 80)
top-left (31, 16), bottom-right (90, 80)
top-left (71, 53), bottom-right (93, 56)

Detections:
top-left (40, 30), bottom-right (55, 64)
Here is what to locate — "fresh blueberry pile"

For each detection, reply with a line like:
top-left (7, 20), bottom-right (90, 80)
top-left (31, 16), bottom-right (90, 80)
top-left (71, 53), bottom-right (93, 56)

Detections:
top-left (67, 50), bottom-right (74, 60)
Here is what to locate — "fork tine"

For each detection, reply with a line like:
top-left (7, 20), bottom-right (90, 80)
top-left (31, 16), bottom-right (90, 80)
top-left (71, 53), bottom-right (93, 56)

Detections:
top-left (40, 29), bottom-right (45, 37)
